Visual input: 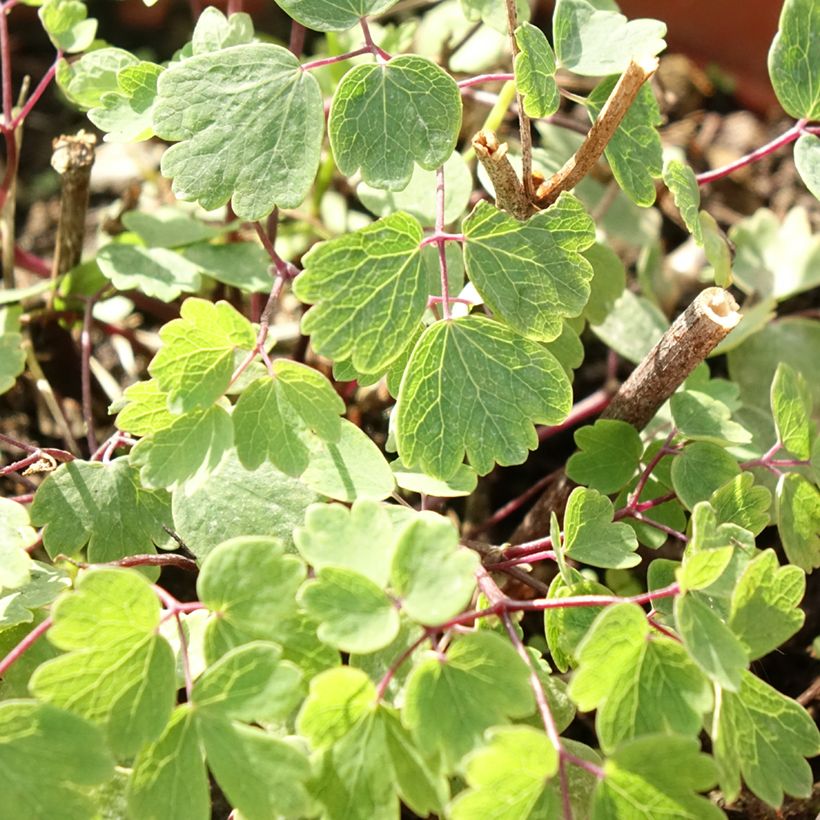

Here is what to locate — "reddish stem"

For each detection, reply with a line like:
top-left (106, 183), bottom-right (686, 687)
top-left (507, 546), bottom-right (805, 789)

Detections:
top-left (301, 46), bottom-right (372, 71)
top-left (0, 616), bottom-right (52, 679)
top-left (538, 388), bottom-right (613, 444)
top-left (6, 54), bottom-right (60, 133)
top-left (359, 17), bottom-right (390, 62)
top-left (418, 232), bottom-right (464, 248)
top-left (15, 245), bottom-right (50, 276)
top-left (457, 72), bottom-right (514, 89)
top-left (490, 549), bottom-right (557, 570)
top-left (375, 631), bottom-right (430, 701)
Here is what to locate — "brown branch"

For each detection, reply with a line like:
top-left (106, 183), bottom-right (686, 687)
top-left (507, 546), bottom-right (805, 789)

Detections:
top-left (510, 288), bottom-right (741, 545)
top-left (534, 57), bottom-right (658, 208)
top-left (472, 130), bottom-right (532, 220)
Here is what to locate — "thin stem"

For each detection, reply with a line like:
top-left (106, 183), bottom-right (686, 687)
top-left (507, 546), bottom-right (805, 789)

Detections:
top-left (0, 2), bottom-right (12, 127)
top-left (0, 616), bottom-right (52, 679)
top-left (175, 612), bottom-right (193, 700)
top-left (375, 631), bottom-right (429, 701)
top-left (6, 55), bottom-right (60, 133)
top-left (628, 428), bottom-right (677, 508)
top-left (538, 387), bottom-right (613, 443)
top-left (0, 431), bottom-right (38, 453)
top-left (501, 0), bottom-right (532, 198)
top-left (696, 119), bottom-right (808, 185)
top-left (489, 549), bottom-right (557, 570)
top-left (81, 286), bottom-right (108, 454)
top-left (457, 73), bottom-right (514, 89)
top-left (359, 17), bottom-right (390, 61)
top-left (435, 166), bottom-right (451, 320)
top-left (289, 21), bottom-right (306, 56)
top-left (227, 0), bottom-right (242, 14)
top-left (625, 511), bottom-right (688, 542)
top-left (418, 232), bottom-right (464, 248)
top-left (301, 46), bottom-right (372, 71)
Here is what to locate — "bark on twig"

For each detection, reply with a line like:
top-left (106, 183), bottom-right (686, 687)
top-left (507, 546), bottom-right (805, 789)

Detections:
top-left (50, 131), bottom-right (96, 300)
top-left (534, 57), bottom-right (658, 208)
top-left (509, 287), bottom-right (741, 544)
top-left (473, 130), bottom-right (532, 220)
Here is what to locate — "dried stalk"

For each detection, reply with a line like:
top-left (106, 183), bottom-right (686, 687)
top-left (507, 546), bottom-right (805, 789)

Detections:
top-left (473, 130), bottom-right (532, 220)
top-left (534, 57), bottom-right (658, 207)
top-left (510, 287), bottom-right (741, 544)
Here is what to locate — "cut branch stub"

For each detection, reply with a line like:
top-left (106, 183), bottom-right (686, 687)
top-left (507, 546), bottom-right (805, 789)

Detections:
top-left (472, 129), bottom-right (532, 220)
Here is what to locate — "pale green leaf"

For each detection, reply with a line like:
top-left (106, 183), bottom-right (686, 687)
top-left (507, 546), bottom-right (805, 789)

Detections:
top-left (294, 500), bottom-right (396, 586)
top-left (39, 0), bottom-right (97, 52)
top-left (0, 701), bottom-right (114, 820)
top-left (670, 441), bottom-right (741, 510)
top-left (149, 298), bottom-right (255, 413)
top-left (728, 549), bottom-right (805, 659)
top-left (713, 669), bottom-right (820, 806)
top-left (671, 390), bottom-right (751, 446)
top-left (451, 726), bottom-right (558, 819)
top-left (590, 289), bottom-right (666, 363)
top-left (396, 315), bottom-right (572, 479)
top-left (0, 563), bottom-right (70, 632)
top-left (402, 631), bottom-right (534, 768)
top-left (329, 56), bottom-right (461, 191)
top-left (0, 306), bottom-right (24, 395)
top-left (30, 569), bottom-right (176, 757)
top-left (275, 360), bottom-right (345, 441)
top-left (582, 242), bottom-right (626, 325)
top-left (301, 418), bottom-right (397, 501)
top-left (461, 0), bottom-right (529, 33)
top-left (154, 43), bottom-right (324, 219)
top-left (674, 593), bottom-right (748, 691)
top-left (114, 379), bottom-right (176, 437)
top-left (663, 159), bottom-right (702, 243)
top-left (357, 151), bottom-right (472, 226)
top-left (771, 361), bottom-right (814, 459)
top-left (587, 78), bottom-right (662, 207)
top-left (678, 502), bottom-right (741, 593)
top-left (172, 450), bottom-right (317, 559)
top-left (592, 735), bottom-right (723, 820)
top-left (390, 458), bottom-right (478, 497)
top-left (0, 499), bottom-right (36, 591)
top-left (390, 512), bottom-right (479, 625)
top-left (709, 472), bottom-right (772, 536)
top-left (566, 419), bottom-right (642, 494)
top-left (190, 6), bottom-right (254, 54)
top-left (553, 0), bottom-right (666, 76)
top-left (514, 23), bottom-right (559, 118)
top-left (88, 61), bottom-right (163, 143)
top-left (130, 404), bottom-right (233, 492)
top-left (563, 487), bottom-right (639, 569)
top-left (127, 705), bottom-right (209, 820)
top-left (463, 195), bottom-right (595, 342)
top-left (30, 458), bottom-right (172, 563)
top-left (699, 211), bottom-right (733, 288)
top-left (794, 133), bottom-right (820, 199)
top-left (183, 241), bottom-right (273, 293)
top-left (58, 48), bottom-right (138, 109)
top-left (350, 620), bottom-right (424, 703)
top-left (775, 472), bottom-right (820, 572)
top-left (294, 212), bottom-right (427, 373)
top-left (569, 603), bottom-right (712, 752)
top-left (768, 0), bottom-right (820, 119)
top-left (273, 0), bottom-right (398, 32)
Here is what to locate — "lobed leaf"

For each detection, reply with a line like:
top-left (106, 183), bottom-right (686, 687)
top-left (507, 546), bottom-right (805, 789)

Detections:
top-left (39, 0), bottom-right (97, 53)
top-left (775, 472), bottom-right (820, 572)
top-left (671, 390), bottom-right (751, 447)
top-left (670, 441), bottom-right (741, 510)
top-left (771, 361), bottom-right (814, 459)
top-left (514, 23), bottom-right (559, 118)
top-left (566, 419), bottom-right (642, 494)
top-left (709, 472), bottom-right (772, 536)
top-left (88, 61), bottom-right (163, 143)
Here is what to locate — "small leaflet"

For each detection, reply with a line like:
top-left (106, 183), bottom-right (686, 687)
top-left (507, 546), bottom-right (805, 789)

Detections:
top-left (514, 23), bottom-right (559, 118)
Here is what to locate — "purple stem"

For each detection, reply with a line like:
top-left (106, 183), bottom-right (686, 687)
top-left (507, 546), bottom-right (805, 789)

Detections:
top-left (490, 549), bottom-right (557, 570)
top-left (538, 387), bottom-right (612, 443)
top-left (696, 119), bottom-right (808, 185)
top-left (418, 232), bottom-right (464, 249)
top-left (628, 429), bottom-right (677, 509)
top-left (301, 46), bottom-right (372, 71)
top-left (375, 631), bottom-right (430, 702)
top-left (6, 54), bottom-right (60, 133)
top-left (359, 17), bottom-right (390, 62)
top-left (457, 72), bottom-right (515, 89)
top-left (0, 616), bottom-right (52, 679)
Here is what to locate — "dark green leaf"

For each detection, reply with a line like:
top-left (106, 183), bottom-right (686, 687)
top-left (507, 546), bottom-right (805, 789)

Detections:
top-left (663, 159), bottom-right (702, 243)
top-left (566, 419), bottom-right (642, 494)
top-left (670, 441), bottom-right (741, 510)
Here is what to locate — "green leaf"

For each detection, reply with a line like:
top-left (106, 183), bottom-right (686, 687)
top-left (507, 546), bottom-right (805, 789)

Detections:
top-left (273, 0), bottom-right (398, 32)
top-left (274, 360), bottom-right (344, 440)
top-left (295, 500), bottom-right (396, 585)
top-left (728, 549), bottom-right (805, 659)
top-left (192, 642), bottom-right (302, 723)
top-left (544, 572), bottom-right (612, 672)
top-left (0, 306), bottom-right (25, 395)
top-left (198, 716), bottom-right (312, 819)
top-left (592, 735), bottom-right (723, 820)
top-left (461, 0), bottom-right (529, 33)
top-left (172, 450), bottom-right (317, 559)
top-left (390, 458), bottom-right (478, 497)
top-left (30, 569), bottom-right (176, 757)
top-left (130, 404), bottom-right (233, 492)
top-left (350, 620), bottom-right (424, 703)
top-left (391, 512), bottom-right (479, 625)
top-left (0, 701), bottom-right (114, 820)
top-left (678, 503), bottom-right (740, 593)
top-left (127, 705), bottom-right (209, 820)
top-left (451, 725), bottom-right (558, 819)
top-left (329, 56), bottom-right (461, 191)
top-left (671, 441), bottom-right (741, 510)
top-left (295, 212), bottom-right (426, 373)
top-left (154, 43), bottom-right (324, 219)
top-left (775, 472), bottom-right (820, 572)
top-left (768, 0), bottom-right (820, 119)
top-left (117, 204), bottom-right (224, 250)
top-left (709, 472), bottom-right (772, 536)
top-left (712, 670), bottom-right (820, 807)
top-left (563, 487), bottom-right (640, 569)
top-left (274, 611), bottom-right (340, 680)
top-left (0, 563), bottom-right (70, 632)
top-left (30, 458), bottom-right (172, 563)
top-left (115, 380), bottom-right (177, 437)
top-left (402, 631), bottom-right (535, 768)
top-left (663, 160), bottom-right (702, 243)
top-left (587, 78), bottom-right (662, 207)
top-left (184, 241), bottom-right (273, 292)
top-left (582, 242), bottom-right (626, 325)
top-left (569, 603), bottom-right (712, 752)
top-left (699, 211), bottom-right (734, 288)
top-left (190, 6), bottom-right (254, 54)
top-left (553, 0), bottom-right (666, 76)
top-left (149, 298), bottom-right (255, 413)
top-left (463, 195), bottom-right (595, 342)
top-left (794, 133), bottom-right (820, 199)
top-left (39, 0), bottom-right (97, 53)
top-left (198, 536), bottom-right (305, 647)
top-left (674, 593), bottom-right (748, 691)
top-left (357, 151), bottom-right (472, 227)
top-left (301, 417), bottom-right (397, 502)
top-left (566, 419), bottom-right (642, 494)
top-left (396, 315), bottom-right (572, 479)
top-left (299, 567), bottom-right (400, 653)
top-left (0, 498), bottom-right (36, 591)
top-left (58, 48), bottom-right (138, 109)
top-left (590, 289), bottom-right (667, 363)
top-left (514, 23), bottom-right (559, 118)
top-left (620, 470), bottom-right (687, 550)
top-left (771, 361), bottom-right (814, 459)
top-left (88, 61), bottom-right (163, 143)
top-left (671, 390), bottom-right (751, 446)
